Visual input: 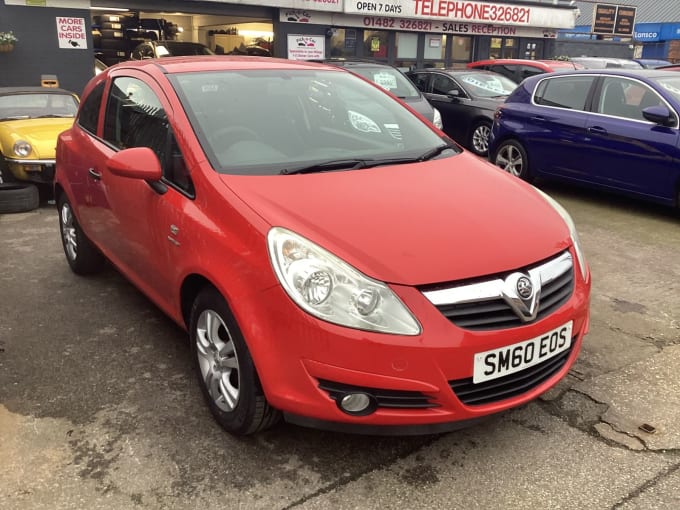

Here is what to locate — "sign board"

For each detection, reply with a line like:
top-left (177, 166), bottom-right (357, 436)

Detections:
top-left (56, 17), bottom-right (88, 49)
top-left (592, 4), bottom-right (636, 36)
top-left (287, 34), bottom-right (325, 60)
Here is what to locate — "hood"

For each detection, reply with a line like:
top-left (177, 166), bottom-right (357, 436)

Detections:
top-left (0, 118), bottom-right (74, 159)
top-left (220, 153), bottom-right (571, 286)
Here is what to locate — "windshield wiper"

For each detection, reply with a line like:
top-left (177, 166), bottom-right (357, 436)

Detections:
top-left (280, 159), bottom-right (369, 175)
top-left (417, 144), bottom-right (455, 161)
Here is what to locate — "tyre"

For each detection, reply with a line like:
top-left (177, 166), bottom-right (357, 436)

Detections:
top-left (57, 194), bottom-right (105, 274)
top-left (493, 139), bottom-right (532, 181)
top-left (190, 287), bottom-right (280, 435)
top-left (0, 183), bottom-right (39, 214)
top-left (469, 121), bottom-right (492, 156)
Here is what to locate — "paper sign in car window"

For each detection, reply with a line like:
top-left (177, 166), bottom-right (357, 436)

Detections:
top-left (373, 72), bottom-right (398, 91)
top-left (156, 45), bottom-right (170, 57)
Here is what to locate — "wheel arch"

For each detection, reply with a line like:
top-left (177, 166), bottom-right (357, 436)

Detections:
top-left (180, 273), bottom-right (217, 330)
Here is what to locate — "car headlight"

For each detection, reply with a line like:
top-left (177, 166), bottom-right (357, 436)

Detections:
top-left (536, 189), bottom-right (588, 280)
top-left (267, 227), bottom-right (421, 335)
top-left (13, 140), bottom-right (32, 158)
top-left (347, 110), bottom-right (381, 133)
top-left (432, 108), bottom-right (443, 129)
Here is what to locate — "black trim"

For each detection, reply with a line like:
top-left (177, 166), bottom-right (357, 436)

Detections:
top-left (283, 412), bottom-right (496, 436)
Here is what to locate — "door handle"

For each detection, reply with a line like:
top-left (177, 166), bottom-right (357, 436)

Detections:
top-left (587, 126), bottom-right (607, 135)
top-left (530, 116), bottom-right (546, 122)
top-left (88, 168), bottom-right (101, 180)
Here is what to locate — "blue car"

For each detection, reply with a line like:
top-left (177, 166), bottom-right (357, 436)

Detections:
top-left (488, 69), bottom-right (680, 207)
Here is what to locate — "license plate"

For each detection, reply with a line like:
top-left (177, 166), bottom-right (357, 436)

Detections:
top-left (473, 321), bottom-right (573, 384)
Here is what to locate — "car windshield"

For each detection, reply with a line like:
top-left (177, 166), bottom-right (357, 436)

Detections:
top-left (349, 67), bottom-right (422, 99)
top-left (457, 72), bottom-right (516, 97)
top-left (0, 92), bottom-right (78, 120)
top-left (654, 76), bottom-right (680, 102)
top-left (171, 69), bottom-right (455, 175)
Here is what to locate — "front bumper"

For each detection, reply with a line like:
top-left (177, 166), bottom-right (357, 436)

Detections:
top-left (240, 253), bottom-right (591, 434)
top-left (6, 158), bottom-right (56, 183)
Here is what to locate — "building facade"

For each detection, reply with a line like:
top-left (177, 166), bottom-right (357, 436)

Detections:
top-left (0, 0), bottom-right (579, 94)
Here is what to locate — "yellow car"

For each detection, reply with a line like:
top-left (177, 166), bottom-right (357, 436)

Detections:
top-left (0, 87), bottom-right (79, 186)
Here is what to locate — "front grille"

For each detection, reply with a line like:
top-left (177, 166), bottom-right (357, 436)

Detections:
top-left (317, 379), bottom-right (438, 409)
top-left (422, 251), bottom-right (574, 331)
top-left (449, 341), bottom-right (574, 406)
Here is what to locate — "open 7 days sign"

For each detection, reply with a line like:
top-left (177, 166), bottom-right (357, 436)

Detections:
top-left (56, 17), bottom-right (88, 49)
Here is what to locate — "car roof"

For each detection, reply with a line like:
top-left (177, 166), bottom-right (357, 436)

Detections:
top-left (317, 58), bottom-right (396, 69)
top-left (468, 59), bottom-right (577, 70)
top-left (523, 68), bottom-right (680, 83)
top-left (0, 86), bottom-right (77, 95)
top-left (103, 56), bottom-right (340, 75)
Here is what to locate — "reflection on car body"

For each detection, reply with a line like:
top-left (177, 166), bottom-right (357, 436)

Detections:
top-left (55, 56), bottom-right (590, 436)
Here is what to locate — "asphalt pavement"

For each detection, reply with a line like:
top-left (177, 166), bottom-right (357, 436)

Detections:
top-left (1, 181), bottom-right (679, 510)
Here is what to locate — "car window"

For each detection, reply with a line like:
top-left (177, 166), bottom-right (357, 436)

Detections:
top-left (458, 72), bottom-right (516, 97)
top-left (77, 81), bottom-right (105, 134)
top-left (432, 74), bottom-right (459, 95)
top-left (534, 76), bottom-right (594, 110)
top-left (103, 77), bottom-right (193, 194)
top-left (350, 67), bottom-right (421, 99)
top-left (654, 76), bottom-right (680, 103)
top-left (171, 69), bottom-right (451, 175)
top-left (596, 77), bottom-right (664, 121)
top-left (520, 65), bottom-right (544, 81)
top-left (488, 65), bottom-right (517, 82)
top-left (408, 72), bottom-right (431, 93)
top-left (0, 92), bottom-right (78, 120)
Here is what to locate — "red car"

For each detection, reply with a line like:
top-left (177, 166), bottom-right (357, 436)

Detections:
top-left (55, 56), bottom-right (591, 436)
top-left (467, 58), bottom-right (581, 83)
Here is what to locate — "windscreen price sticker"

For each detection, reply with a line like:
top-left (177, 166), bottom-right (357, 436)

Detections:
top-left (56, 17), bottom-right (88, 49)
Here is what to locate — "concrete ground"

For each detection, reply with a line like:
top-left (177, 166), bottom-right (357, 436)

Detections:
top-left (1, 181), bottom-right (679, 510)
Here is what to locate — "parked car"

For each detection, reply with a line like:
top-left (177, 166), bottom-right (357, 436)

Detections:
top-left (130, 40), bottom-right (215, 60)
top-left (406, 69), bottom-right (516, 156)
top-left (568, 57), bottom-right (643, 70)
top-left (489, 69), bottom-right (680, 207)
top-left (467, 58), bottom-right (581, 84)
top-left (634, 58), bottom-right (672, 69)
top-left (0, 86), bottom-right (79, 210)
top-left (55, 56), bottom-right (590, 436)
top-left (318, 59), bottom-right (443, 130)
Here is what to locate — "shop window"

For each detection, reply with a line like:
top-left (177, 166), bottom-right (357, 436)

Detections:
top-left (364, 30), bottom-right (388, 59)
top-left (330, 29), bottom-right (358, 57)
top-left (452, 36), bottom-right (471, 62)
top-left (490, 37), bottom-right (517, 59)
top-left (395, 32), bottom-right (417, 71)
top-left (424, 35), bottom-right (446, 61)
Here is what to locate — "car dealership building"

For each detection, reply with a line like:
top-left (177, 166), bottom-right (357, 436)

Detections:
top-left (0, 0), bottom-right (580, 94)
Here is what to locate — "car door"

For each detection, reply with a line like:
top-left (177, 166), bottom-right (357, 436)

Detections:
top-left (421, 72), bottom-right (469, 143)
top-left (521, 75), bottom-right (596, 179)
top-left (93, 72), bottom-right (195, 304)
top-left (584, 76), bottom-right (680, 200)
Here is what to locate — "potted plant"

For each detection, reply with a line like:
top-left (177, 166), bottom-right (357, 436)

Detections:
top-left (0, 31), bottom-right (18, 52)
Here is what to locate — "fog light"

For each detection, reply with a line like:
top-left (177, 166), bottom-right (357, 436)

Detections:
top-left (338, 392), bottom-right (376, 415)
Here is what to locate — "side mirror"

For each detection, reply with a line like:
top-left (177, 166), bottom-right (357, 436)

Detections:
top-left (642, 105), bottom-right (676, 127)
top-left (107, 147), bottom-right (162, 181)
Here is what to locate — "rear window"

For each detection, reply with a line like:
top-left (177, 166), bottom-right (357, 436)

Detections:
top-left (350, 67), bottom-right (421, 99)
top-left (534, 76), bottom-right (595, 110)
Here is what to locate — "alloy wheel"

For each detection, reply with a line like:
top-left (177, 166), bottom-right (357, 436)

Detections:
top-left (472, 124), bottom-right (491, 155)
top-left (60, 202), bottom-right (78, 261)
top-left (195, 309), bottom-right (241, 412)
top-left (496, 144), bottom-right (524, 177)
